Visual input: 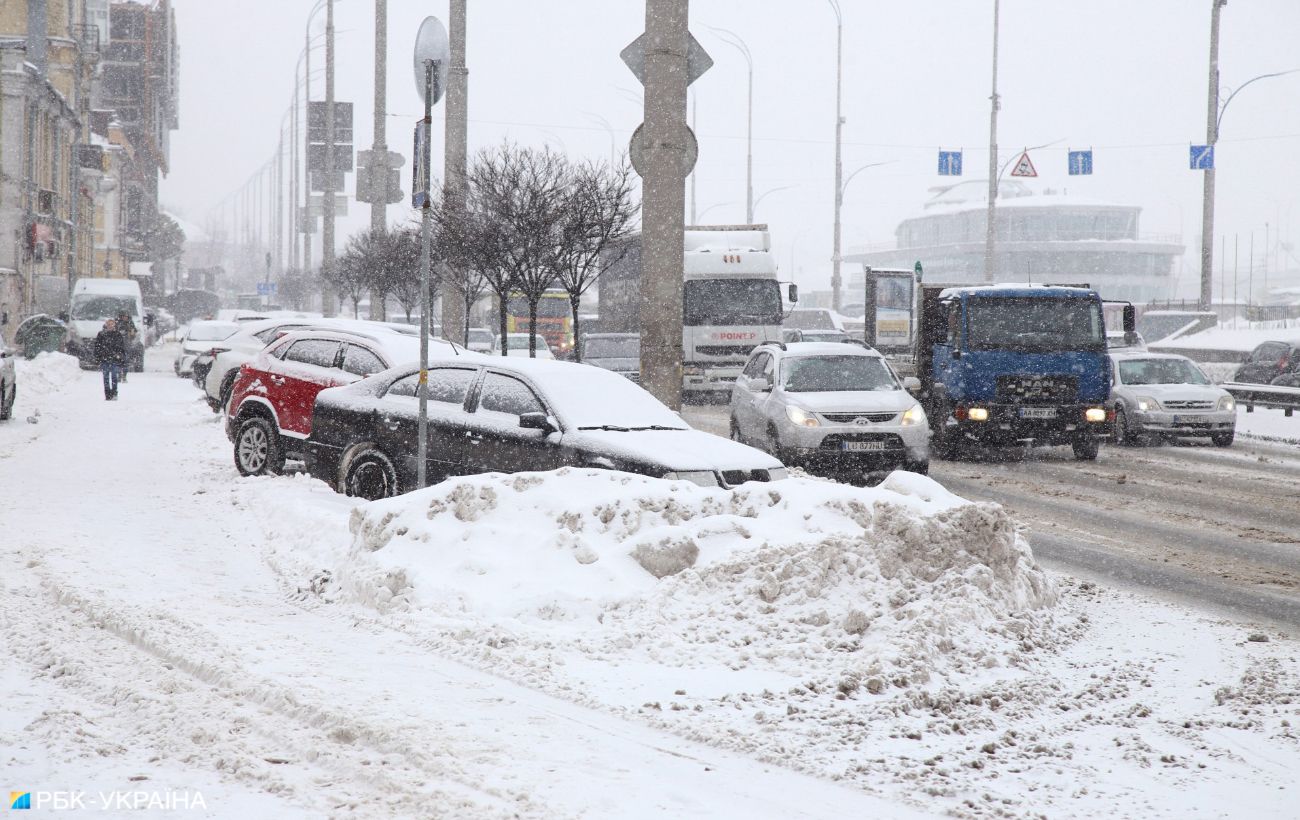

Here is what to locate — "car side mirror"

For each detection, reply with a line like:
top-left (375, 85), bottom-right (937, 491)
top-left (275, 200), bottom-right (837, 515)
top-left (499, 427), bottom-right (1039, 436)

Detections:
top-left (903, 376), bottom-right (921, 394)
top-left (1122, 304), bottom-right (1136, 333)
top-left (752, 376), bottom-right (772, 392)
top-left (519, 412), bottom-right (557, 433)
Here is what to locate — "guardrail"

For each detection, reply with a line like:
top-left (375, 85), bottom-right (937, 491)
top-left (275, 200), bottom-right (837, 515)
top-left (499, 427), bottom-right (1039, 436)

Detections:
top-left (1223, 382), bottom-right (1300, 416)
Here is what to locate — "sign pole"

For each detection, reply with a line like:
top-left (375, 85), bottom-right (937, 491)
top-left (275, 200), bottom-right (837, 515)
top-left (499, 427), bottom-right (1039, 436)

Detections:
top-left (417, 59), bottom-right (437, 490)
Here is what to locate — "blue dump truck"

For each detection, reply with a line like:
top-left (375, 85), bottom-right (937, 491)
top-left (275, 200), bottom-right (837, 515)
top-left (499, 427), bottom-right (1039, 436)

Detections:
top-left (914, 283), bottom-right (1134, 461)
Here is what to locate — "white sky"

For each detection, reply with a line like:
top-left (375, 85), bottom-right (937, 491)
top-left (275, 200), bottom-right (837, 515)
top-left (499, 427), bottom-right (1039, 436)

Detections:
top-left (162, 0), bottom-right (1300, 298)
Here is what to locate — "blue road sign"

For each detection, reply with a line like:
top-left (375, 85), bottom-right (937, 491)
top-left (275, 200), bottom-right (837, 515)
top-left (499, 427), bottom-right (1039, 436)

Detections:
top-left (937, 150), bottom-right (963, 176)
top-left (256, 282), bottom-right (277, 296)
top-left (1068, 150), bottom-right (1093, 176)
top-left (1190, 144), bottom-right (1214, 170)
top-left (412, 120), bottom-right (431, 208)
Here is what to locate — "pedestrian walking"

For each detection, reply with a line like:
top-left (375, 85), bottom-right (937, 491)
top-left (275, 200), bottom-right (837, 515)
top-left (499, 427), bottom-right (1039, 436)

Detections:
top-left (94, 318), bottom-right (126, 400)
top-left (116, 310), bottom-right (137, 381)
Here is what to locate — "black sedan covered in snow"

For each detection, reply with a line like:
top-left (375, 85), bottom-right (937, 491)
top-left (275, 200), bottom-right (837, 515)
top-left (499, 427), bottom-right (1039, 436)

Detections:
top-left (305, 357), bottom-right (787, 499)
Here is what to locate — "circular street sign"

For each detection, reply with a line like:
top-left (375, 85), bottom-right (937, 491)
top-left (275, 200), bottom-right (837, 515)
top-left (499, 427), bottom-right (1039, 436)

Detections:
top-left (413, 17), bottom-right (450, 106)
top-left (628, 123), bottom-right (698, 178)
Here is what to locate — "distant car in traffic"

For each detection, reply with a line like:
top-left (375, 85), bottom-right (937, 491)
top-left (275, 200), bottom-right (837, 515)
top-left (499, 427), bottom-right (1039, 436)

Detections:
top-left (581, 333), bottom-right (639, 381)
top-left (501, 332), bottom-right (555, 359)
top-left (175, 320), bottom-right (240, 378)
top-left (306, 356), bottom-right (785, 499)
top-left (466, 327), bottom-right (495, 354)
top-left (730, 341), bottom-right (929, 480)
top-left (0, 340), bottom-right (16, 421)
top-left (1108, 352), bottom-right (1236, 447)
top-left (226, 328), bottom-right (463, 476)
top-left (200, 318), bottom-right (320, 410)
top-left (1232, 340), bottom-right (1300, 386)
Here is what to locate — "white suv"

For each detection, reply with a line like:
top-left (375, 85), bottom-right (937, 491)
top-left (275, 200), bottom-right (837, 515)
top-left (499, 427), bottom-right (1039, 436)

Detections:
top-left (730, 341), bottom-right (930, 479)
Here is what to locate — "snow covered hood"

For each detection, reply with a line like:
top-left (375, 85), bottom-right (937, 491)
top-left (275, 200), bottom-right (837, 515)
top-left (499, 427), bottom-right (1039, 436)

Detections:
top-left (566, 427), bottom-right (781, 474)
top-left (784, 388), bottom-right (917, 415)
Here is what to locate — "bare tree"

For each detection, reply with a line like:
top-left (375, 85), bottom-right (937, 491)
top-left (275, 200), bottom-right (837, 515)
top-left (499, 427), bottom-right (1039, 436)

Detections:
top-left (384, 224), bottom-right (427, 323)
top-left (437, 174), bottom-right (515, 353)
top-left (331, 231), bottom-right (372, 317)
top-left (550, 159), bottom-right (638, 361)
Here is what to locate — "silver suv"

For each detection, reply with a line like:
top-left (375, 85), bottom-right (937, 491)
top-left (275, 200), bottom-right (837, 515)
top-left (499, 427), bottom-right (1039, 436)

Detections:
top-left (729, 341), bottom-right (930, 479)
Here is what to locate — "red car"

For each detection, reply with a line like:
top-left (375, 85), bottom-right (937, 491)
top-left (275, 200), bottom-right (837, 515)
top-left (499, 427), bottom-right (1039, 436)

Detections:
top-left (226, 327), bottom-right (461, 475)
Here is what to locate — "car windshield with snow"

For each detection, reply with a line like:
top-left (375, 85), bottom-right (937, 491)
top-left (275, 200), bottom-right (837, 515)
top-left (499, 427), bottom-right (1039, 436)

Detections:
top-left (306, 357), bottom-right (785, 500)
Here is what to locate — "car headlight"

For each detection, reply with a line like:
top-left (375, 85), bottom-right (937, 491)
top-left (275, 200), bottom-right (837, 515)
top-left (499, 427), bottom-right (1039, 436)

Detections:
top-left (785, 405), bottom-right (820, 427)
top-left (967, 407), bottom-right (990, 422)
top-left (1084, 407), bottom-right (1107, 423)
top-left (662, 470), bottom-right (719, 487)
top-left (1218, 395), bottom-right (1235, 411)
top-left (901, 403), bottom-right (926, 426)
top-left (1134, 396), bottom-right (1158, 412)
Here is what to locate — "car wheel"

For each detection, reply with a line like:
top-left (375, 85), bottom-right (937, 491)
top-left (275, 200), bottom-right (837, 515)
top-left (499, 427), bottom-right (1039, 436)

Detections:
top-left (234, 417), bottom-right (285, 476)
top-left (0, 381), bottom-right (11, 421)
top-left (765, 424), bottom-right (789, 463)
top-left (1211, 430), bottom-right (1235, 447)
top-left (217, 374), bottom-right (237, 414)
top-left (1113, 406), bottom-right (1136, 446)
top-left (1072, 436), bottom-right (1100, 461)
top-left (729, 416), bottom-right (743, 443)
top-left (341, 447), bottom-right (401, 500)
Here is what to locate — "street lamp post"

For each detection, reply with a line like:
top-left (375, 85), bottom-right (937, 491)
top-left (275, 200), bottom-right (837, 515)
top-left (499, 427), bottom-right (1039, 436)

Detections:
top-left (752, 185), bottom-right (794, 219)
top-left (827, 0), bottom-right (845, 311)
top-left (696, 202), bottom-right (733, 224)
top-left (708, 26), bottom-right (753, 223)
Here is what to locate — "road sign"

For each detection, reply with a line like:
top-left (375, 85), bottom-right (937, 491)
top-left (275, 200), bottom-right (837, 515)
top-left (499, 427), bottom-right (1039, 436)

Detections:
top-left (620, 32), bottom-right (713, 86)
top-left (309, 170), bottom-right (346, 193)
top-left (308, 194), bottom-right (349, 218)
top-left (1068, 150), bottom-right (1093, 176)
top-left (356, 149), bottom-right (405, 169)
top-left (413, 17), bottom-right (450, 105)
top-left (1190, 144), bottom-right (1214, 170)
top-left (307, 143), bottom-right (354, 173)
top-left (937, 150), bottom-right (963, 176)
top-left (1009, 151), bottom-right (1038, 178)
top-left (256, 282), bottom-right (278, 296)
top-left (412, 120), bottom-right (432, 208)
top-left (307, 101), bottom-right (354, 144)
top-left (356, 166), bottom-right (404, 205)
top-left (298, 207), bottom-right (317, 234)
top-left (628, 122), bottom-right (698, 178)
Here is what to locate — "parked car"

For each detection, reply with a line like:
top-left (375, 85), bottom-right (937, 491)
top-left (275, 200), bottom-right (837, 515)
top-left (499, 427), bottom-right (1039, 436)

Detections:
top-left (1232, 340), bottom-right (1300, 386)
top-left (1109, 352), bottom-right (1236, 447)
top-left (175, 320), bottom-right (240, 377)
top-left (0, 340), bottom-right (16, 421)
top-left (226, 328), bottom-right (463, 475)
top-left (306, 356), bottom-right (786, 499)
top-left (502, 332), bottom-right (555, 359)
top-left (581, 333), bottom-right (639, 381)
top-left (730, 341), bottom-right (929, 479)
top-left (466, 327), bottom-right (495, 354)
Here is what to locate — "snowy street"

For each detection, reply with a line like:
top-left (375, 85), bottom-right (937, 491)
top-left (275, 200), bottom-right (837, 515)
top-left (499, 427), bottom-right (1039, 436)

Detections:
top-left (3, 349), bottom-right (1298, 819)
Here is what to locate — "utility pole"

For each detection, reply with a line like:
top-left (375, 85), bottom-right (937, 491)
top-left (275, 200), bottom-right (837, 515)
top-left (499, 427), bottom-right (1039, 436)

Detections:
top-left (303, 21), bottom-right (314, 295)
top-left (321, 0), bottom-right (338, 317)
top-left (442, 0), bottom-right (469, 345)
top-left (641, 0), bottom-right (690, 410)
top-left (1199, 0), bottom-right (1226, 311)
top-left (689, 92), bottom-right (697, 224)
top-left (828, 0), bottom-right (844, 311)
top-left (368, 0), bottom-right (388, 320)
top-left (983, 0), bottom-right (1001, 283)
top-left (290, 69), bottom-right (299, 273)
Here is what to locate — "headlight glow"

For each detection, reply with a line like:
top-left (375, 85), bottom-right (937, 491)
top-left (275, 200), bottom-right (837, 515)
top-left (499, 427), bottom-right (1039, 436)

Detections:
top-left (901, 404), bottom-right (927, 426)
top-left (1085, 407), bottom-right (1107, 423)
top-left (967, 407), bottom-right (990, 422)
top-left (1218, 395), bottom-right (1235, 411)
top-left (1135, 396), bottom-right (1158, 412)
top-left (785, 405), bottom-right (820, 427)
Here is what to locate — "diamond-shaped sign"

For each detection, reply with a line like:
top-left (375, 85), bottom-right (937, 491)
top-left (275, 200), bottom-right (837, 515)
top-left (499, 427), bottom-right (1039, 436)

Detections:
top-left (620, 32), bottom-right (713, 87)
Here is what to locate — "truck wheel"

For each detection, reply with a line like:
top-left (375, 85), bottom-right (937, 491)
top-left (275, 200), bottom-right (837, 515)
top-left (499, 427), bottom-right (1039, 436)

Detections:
top-left (932, 421), bottom-right (964, 461)
top-left (234, 417), bottom-right (285, 476)
top-left (1210, 431), bottom-right (1235, 447)
top-left (1072, 437), bottom-right (1100, 461)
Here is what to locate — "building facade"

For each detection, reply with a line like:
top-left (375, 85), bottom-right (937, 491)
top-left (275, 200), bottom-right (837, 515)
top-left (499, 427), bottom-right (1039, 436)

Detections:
top-left (845, 180), bottom-right (1185, 305)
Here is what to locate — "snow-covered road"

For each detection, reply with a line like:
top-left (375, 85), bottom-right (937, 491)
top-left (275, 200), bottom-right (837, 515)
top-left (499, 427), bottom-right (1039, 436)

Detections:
top-left (0, 353), bottom-right (916, 819)
top-left (4, 350), bottom-right (1299, 819)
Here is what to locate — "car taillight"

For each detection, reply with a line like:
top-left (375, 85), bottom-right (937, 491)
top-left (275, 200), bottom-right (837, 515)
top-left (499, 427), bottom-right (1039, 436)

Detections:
top-left (1280, 354), bottom-right (1290, 370)
top-left (208, 347), bottom-right (229, 358)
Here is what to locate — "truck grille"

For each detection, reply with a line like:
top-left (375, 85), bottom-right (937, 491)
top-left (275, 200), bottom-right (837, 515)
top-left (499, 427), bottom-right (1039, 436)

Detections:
top-left (995, 375), bottom-right (1078, 405)
top-left (821, 412), bottom-right (897, 424)
top-left (1161, 399), bottom-right (1214, 410)
top-left (696, 344), bottom-right (758, 357)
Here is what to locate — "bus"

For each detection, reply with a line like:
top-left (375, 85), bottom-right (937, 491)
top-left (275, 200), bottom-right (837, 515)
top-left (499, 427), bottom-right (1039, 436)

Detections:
top-left (505, 289), bottom-right (573, 356)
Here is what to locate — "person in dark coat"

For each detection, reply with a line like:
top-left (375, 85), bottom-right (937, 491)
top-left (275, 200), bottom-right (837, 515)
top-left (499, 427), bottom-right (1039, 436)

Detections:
top-left (94, 319), bottom-right (126, 400)
top-left (116, 310), bottom-right (137, 381)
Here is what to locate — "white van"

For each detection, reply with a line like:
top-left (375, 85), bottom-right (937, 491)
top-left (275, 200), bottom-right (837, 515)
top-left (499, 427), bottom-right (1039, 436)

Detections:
top-left (67, 278), bottom-right (146, 370)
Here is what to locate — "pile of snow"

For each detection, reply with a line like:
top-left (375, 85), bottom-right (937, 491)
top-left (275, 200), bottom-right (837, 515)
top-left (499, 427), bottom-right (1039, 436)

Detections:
top-left (15, 352), bottom-right (82, 397)
top-left (338, 469), bottom-right (1057, 692)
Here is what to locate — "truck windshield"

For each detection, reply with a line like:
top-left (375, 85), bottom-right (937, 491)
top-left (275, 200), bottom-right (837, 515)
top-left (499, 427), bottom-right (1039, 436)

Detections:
top-left (507, 295), bottom-right (569, 318)
top-left (966, 297), bottom-right (1104, 352)
top-left (684, 279), bottom-right (782, 327)
top-left (71, 295), bottom-right (137, 321)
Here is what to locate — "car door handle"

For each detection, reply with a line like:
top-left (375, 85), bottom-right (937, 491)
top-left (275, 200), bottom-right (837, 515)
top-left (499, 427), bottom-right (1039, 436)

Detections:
top-left (380, 416), bottom-right (401, 431)
top-left (464, 431), bottom-right (483, 443)
top-left (269, 375), bottom-right (286, 385)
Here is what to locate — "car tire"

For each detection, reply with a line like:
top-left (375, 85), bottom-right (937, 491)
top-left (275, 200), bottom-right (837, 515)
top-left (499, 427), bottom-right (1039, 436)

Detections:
top-left (234, 416), bottom-right (285, 476)
top-left (904, 459), bottom-right (929, 476)
top-left (1072, 436), bottom-right (1100, 461)
top-left (729, 416), bottom-right (743, 443)
top-left (0, 381), bottom-right (11, 421)
top-left (340, 447), bottom-right (401, 500)
top-left (217, 374), bottom-right (237, 414)
top-left (1211, 431), bottom-right (1235, 447)
top-left (765, 424), bottom-right (790, 464)
top-left (1113, 406), bottom-right (1137, 446)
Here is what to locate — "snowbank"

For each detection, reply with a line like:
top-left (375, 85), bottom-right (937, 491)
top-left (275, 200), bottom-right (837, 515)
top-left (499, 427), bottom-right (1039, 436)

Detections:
top-left (15, 352), bottom-right (82, 396)
top-left (339, 469), bottom-right (1057, 693)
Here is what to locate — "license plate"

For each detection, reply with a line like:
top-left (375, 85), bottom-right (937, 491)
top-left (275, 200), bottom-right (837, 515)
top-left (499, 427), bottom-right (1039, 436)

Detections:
top-left (1172, 414), bottom-right (1199, 424)
top-left (1020, 407), bottom-right (1056, 419)
top-left (843, 440), bottom-right (887, 452)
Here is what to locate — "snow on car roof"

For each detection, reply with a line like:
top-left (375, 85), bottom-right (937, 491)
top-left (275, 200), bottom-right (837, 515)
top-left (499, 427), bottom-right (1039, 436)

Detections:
top-left (483, 357), bottom-right (687, 430)
top-left (781, 341), bottom-right (882, 357)
top-left (273, 327), bottom-right (468, 365)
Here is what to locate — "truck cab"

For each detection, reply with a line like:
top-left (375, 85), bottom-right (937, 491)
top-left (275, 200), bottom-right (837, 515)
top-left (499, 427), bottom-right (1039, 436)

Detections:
top-left (917, 284), bottom-right (1114, 460)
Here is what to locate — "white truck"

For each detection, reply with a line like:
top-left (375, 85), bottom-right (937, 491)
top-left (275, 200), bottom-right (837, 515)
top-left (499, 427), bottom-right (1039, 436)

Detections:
top-left (598, 224), bottom-right (795, 399)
